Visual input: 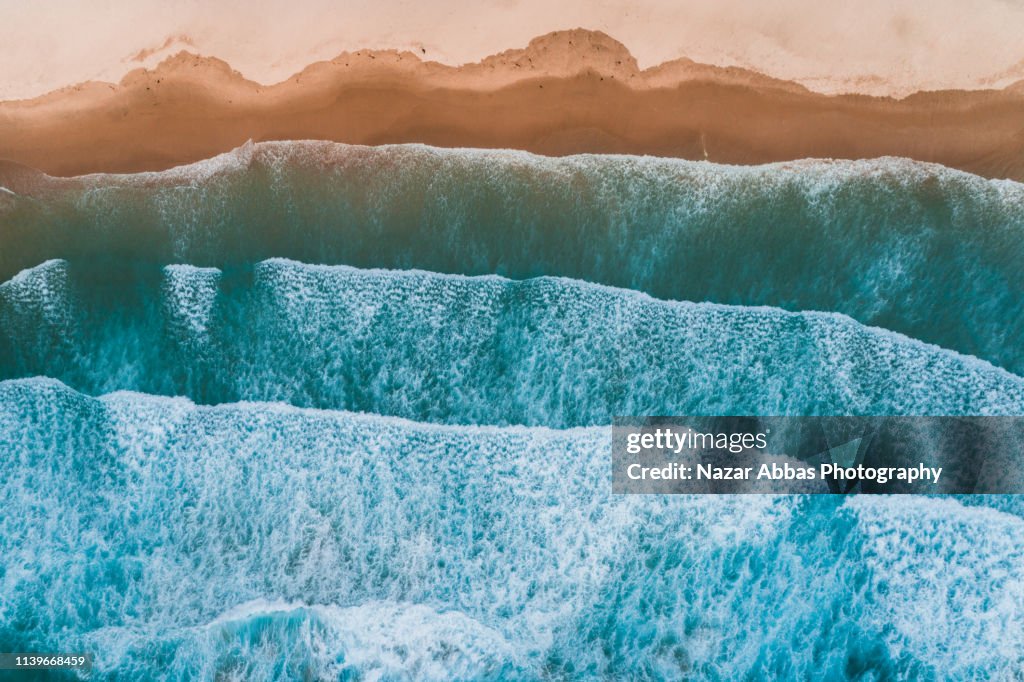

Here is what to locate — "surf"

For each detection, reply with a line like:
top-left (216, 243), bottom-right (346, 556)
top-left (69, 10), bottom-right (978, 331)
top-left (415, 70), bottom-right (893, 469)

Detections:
top-left (1, 378), bottom-right (1022, 680)
top-left (3, 258), bottom-right (1023, 425)
top-left (1, 141), bottom-right (1022, 372)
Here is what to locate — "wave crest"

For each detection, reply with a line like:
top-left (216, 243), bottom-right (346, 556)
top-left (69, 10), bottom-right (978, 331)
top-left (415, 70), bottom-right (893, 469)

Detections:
top-left (1, 379), bottom-right (1022, 679)
top-left (3, 259), bottom-right (1023, 424)
top-left (2, 142), bottom-right (1022, 371)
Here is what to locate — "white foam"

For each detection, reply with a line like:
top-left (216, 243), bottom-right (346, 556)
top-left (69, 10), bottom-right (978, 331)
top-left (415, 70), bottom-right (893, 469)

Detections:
top-left (847, 496), bottom-right (1024, 674)
top-left (162, 264), bottom-right (222, 339)
top-left (37, 140), bottom-right (1024, 193)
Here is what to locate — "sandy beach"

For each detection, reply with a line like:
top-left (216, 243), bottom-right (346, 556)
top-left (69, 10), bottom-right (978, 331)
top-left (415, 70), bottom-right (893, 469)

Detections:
top-left (5, 4), bottom-right (1024, 678)
top-left (2, 29), bottom-right (1023, 179)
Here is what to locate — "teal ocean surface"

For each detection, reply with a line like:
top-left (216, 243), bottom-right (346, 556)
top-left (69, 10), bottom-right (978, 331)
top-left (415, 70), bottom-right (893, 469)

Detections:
top-left (1, 142), bottom-right (1023, 679)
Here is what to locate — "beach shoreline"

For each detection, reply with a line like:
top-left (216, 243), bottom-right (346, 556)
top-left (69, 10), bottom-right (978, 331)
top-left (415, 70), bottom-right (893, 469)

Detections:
top-left (2, 30), bottom-right (1023, 179)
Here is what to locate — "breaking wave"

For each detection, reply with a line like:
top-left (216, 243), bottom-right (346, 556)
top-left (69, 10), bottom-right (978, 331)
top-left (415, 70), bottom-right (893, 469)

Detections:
top-left (3, 259), bottom-right (1024, 425)
top-left (3, 142), bottom-right (1024, 680)
top-left (1, 379), bottom-right (1022, 680)
top-left (2, 141), bottom-right (1023, 372)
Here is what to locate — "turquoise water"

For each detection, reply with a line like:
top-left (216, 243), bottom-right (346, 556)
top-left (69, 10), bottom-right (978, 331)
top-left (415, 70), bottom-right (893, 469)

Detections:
top-left (3, 381), bottom-right (1024, 680)
top-left (3, 259), bottom-right (1024, 422)
top-left (3, 142), bottom-right (1023, 373)
top-left (1, 142), bottom-right (1023, 679)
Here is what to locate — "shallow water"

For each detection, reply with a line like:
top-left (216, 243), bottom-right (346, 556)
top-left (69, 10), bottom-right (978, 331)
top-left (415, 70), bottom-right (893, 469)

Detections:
top-left (3, 141), bottom-right (1023, 372)
top-left (2, 380), bottom-right (1023, 679)
top-left (1, 143), bottom-right (1023, 680)
top-left (3, 259), bottom-right (1024, 423)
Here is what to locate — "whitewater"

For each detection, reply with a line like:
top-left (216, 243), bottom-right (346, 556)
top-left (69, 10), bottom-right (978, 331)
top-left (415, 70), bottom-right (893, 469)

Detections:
top-left (2, 379), bottom-right (1024, 679)
top-left (3, 259), bottom-right (1024, 422)
top-left (2, 141), bottom-right (1023, 371)
top-left (2, 142), bottom-right (1024, 679)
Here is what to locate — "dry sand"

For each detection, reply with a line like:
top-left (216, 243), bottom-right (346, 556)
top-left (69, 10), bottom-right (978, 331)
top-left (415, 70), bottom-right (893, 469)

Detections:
top-left (2, 30), bottom-right (1023, 179)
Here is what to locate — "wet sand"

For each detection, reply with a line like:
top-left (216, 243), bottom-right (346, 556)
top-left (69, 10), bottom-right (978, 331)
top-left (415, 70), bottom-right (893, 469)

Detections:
top-left (2, 30), bottom-right (1022, 179)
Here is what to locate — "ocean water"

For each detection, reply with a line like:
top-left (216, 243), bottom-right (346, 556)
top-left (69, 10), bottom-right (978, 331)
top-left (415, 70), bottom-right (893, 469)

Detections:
top-left (1, 142), bottom-right (1023, 680)
top-left (2, 141), bottom-right (1023, 372)
top-left (3, 259), bottom-right (1024, 423)
top-left (3, 380), bottom-right (1024, 680)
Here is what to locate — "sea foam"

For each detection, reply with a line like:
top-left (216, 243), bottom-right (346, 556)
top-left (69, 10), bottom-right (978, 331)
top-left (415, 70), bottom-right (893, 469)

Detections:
top-left (3, 259), bottom-right (1024, 425)
top-left (1, 379), bottom-right (1022, 680)
top-left (2, 141), bottom-right (1022, 371)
